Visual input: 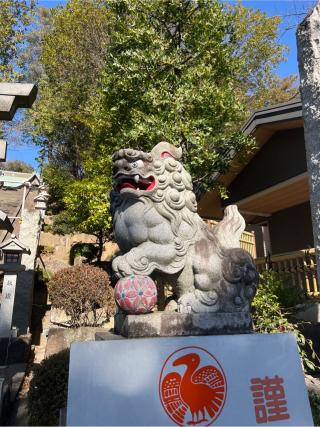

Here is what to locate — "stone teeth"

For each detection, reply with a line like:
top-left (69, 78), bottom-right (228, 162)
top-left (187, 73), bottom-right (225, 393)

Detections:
top-left (134, 175), bottom-right (139, 183)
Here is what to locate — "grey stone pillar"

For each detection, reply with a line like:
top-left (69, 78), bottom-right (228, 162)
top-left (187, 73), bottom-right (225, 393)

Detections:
top-left (13, 210), bottom-right (41, 334)
top-left (297, 3), bottom-right (320, 282)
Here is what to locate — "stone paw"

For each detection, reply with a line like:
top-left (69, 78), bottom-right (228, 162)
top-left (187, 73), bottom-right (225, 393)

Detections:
top-left (178, 290), bottom-right (219, 314)
top-left (112, 255), bottom-right (133, 277)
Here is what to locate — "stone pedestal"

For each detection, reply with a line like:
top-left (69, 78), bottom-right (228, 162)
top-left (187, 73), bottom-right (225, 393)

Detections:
top-left (67, 334), bottom-right (312, 426)
top-left (114, 311), bottom-right (252, 338)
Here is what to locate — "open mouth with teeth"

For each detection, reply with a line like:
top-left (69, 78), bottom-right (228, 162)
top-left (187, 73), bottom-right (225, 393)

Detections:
top-left (115, 174), bottom-right (156, 192)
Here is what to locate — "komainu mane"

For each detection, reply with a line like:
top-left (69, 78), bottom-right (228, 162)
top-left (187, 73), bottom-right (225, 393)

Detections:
top-left (110, 141), bottom-right (258, 314)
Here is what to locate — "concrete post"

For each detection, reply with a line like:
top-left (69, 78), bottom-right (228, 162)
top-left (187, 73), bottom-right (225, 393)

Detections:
top-left (297, 2), bottom-right (320, 282)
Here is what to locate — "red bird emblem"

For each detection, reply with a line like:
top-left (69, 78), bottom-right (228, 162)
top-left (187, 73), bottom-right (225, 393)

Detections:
top-left (160, 349), bottom-right (226, 426)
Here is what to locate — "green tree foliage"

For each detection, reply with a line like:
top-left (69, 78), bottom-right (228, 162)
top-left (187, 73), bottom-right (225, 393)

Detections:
top-left (0, 0), bottom-right (34, 81)
top-left (1, 159), bottom-right (34, 172)
top-left (86, 1), bottom-right (296, 193)
top-left (19, 7), bottom-right (53, 83)
top-left (42, 163), bottom-right (74, 213)
top-left (42, 160), bottom-right (112, 260)
top-left (24, 0), bottom-right (113, 243)
top-left (29, 0), bottom-right (111, 177)
top-left (88, 0), bottom-right (275, 194)
top-left (29, 0), bottom-right (295, 235)
top-left (62, 170), bottom-right (112, 260)
top-left (246, 75), bottom-right (299, 114)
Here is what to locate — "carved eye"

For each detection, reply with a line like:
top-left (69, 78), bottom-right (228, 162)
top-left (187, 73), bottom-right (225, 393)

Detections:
top-left (131, 160), bottom-right (144, 168)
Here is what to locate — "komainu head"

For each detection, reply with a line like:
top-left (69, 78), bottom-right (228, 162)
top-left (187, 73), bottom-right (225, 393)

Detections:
top-left (111, 141), bottom-right (197, 213)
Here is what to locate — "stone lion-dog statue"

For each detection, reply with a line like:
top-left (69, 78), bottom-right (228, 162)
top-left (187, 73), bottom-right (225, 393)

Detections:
top-left (110, 141), bottom-right (258, 314)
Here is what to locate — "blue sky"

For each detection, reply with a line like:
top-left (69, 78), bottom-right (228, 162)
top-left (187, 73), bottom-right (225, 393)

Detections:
top-left (5, 0), bottom-right (317, 170)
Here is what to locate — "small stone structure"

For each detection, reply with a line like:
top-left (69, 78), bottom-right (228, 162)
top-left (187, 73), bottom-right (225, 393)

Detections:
top-left (0, 235), bottom-right (30, 337)
top-left (111, 142), bottom-right (259, 335)
top-left (0, 171), bottom-right (43, 334)
top-left (297, 2), bottom-right (320, 281)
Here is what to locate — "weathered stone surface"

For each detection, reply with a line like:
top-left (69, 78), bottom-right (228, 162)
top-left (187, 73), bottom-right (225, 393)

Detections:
top-left (295, 302), bottom-right (320, 323)
top-left (0, 83), bottom-right (37, 120)
top-left (39, 226), bottom-right (119, 270)
top-left (116, 312), bottom-right (252, 338)
top-left (95, 331), bottom-right (125, 341)
top-left (13, 210), bottom-right (41, 334)
top-left (45, 327), bottom-right (109, 357)
top-left (111, 142), bottom-right (259, 316)
top-left (297, 3), bottom-right (320, 281)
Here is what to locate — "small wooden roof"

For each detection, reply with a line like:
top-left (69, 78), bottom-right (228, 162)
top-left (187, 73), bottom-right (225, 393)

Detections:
top-left (0, 234), bottom-right (29, 253)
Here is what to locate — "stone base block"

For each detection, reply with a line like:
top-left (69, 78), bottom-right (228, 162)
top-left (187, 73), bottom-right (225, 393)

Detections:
top-left (95, 331), bottom-right (125, 341)
top-left (115, 311), bottom-right (252, 338)
top-left (45, 327), bottom-right (107, 358)
top-left (0, 335), bottom-right (31, 365)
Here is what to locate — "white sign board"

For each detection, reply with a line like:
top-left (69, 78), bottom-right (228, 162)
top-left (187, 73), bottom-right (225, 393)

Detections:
top-left (0, 273), bottom-right (17, 337)
top-left (0, 139), bottom-right (7, 162)
top-left (67, 333), bottom-right (312, 426)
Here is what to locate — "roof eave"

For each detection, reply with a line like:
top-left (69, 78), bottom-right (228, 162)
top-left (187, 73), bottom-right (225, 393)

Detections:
top-left (242, 99), bottom-right (302, 136)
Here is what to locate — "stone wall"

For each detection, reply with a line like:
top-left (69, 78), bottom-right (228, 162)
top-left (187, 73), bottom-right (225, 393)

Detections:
top-left (39, 221), bottom-right (119, 273)
top-left (39, 232), bottom-right (97, 264)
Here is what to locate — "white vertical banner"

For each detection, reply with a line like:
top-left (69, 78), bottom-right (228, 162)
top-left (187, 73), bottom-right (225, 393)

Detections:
top-left (0, 139), bottom-right (7, 162)
top-left (0, 273), bottom-right (17, 336)
top-left (67, 333), bottom-right (313, 426)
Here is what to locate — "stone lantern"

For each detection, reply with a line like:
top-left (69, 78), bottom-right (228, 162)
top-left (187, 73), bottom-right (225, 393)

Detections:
top-left (34, 190), bottom-right (49, 219)
top-left (0, 235), bottom-right (30, 337)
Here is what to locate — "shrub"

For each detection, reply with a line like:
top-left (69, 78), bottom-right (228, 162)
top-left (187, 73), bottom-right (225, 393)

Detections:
top-left (69, 243), bottom-right (98, 265)
top-left (51, 210), bottom-right (76, 235)
top-left (257, 270), bottom-right (305, 309)
top-left (309, 390), bottom-right (320, 426)
top-left (252, 271), bottom-right (319, 373)
top-left (48, 265), bottom-right (115, 327)
top-left (28, 349), bottom-right (70, 426)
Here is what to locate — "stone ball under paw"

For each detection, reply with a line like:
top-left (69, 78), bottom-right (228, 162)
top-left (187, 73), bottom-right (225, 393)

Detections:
top-left (114, 275), bottom-right (157, 314)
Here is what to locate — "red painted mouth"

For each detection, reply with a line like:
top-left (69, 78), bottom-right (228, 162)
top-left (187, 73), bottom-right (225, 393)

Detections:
top-left (116, 175), bottom-right (156, 192)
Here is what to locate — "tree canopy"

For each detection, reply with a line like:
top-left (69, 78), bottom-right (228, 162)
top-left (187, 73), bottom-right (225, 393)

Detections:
top-left (1, 159), bottom-right (34, 173)
top-left (0, 0), bottom-right (34, 81)
top-left (25, 0), bottom-right (298, 238)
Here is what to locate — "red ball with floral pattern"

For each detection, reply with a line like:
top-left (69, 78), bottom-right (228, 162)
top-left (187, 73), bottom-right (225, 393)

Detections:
top-left (115, 275), bottom-right (157, 314)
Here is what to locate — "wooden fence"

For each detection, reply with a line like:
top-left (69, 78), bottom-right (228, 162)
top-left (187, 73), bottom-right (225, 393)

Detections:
top-left (255, 248), bottom-right (319, 297)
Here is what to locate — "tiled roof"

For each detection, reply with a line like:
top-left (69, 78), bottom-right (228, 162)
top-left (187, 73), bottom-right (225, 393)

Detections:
top-left (0, 170), bottom-right (39, 188)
